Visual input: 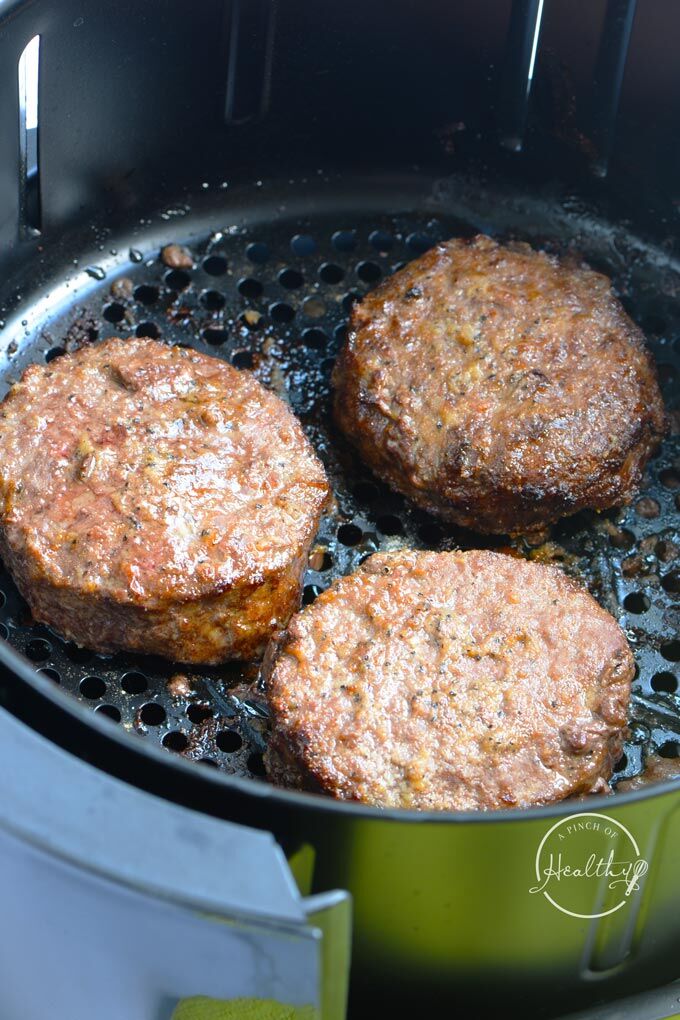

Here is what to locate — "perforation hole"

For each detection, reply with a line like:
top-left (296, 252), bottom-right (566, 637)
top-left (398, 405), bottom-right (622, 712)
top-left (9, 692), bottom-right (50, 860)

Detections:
top-left (45, 346), bottom-right (65, 362)
top-left (658, 740), bottom-right (680, 759)
top-left (247, 752), bottom-right (266, 776)
top-left (103, 302), bottom-right (126, 323)
top-left (661, 641), bottom-right (680, 662)
top-left (38, 667), bottom-right (60, 683)
top-left (136, 322), bottom-right (160, 339)
top-left (95, 704), bottom-right (121, 722)
top-left (279, 268), bottom-right (304, 289)
top-left (301, 328), bottom-right (327, 350)
top-left (314, 551), bottom-right (334, 571)
top-left (121, 671), bottom-right (147, 694)
top-left (238, 277), bottom-right (263, 299)
top-left (356, 261), bottom-right (381, 283)
top-left (655, 540), bottom-right (678, 562)
top-left (302, 296), bottom-right (326, 318)
top-left (377, 514), bottom-right (404, 536)
top-left (337, 523), bottom-right (363, 546)
top-left (332, 230), bottom-right (357, 252)
top-left (202, 328), bottom-right (228, 346)
top-left (290, 234), bottom-right (317, 256)
top-left (660, 468), bottom-right (680, 490)
top-left (319, 263), bottom-right (344, 284)
top-left (140, 702), bottom-right (166, 726)
top-left (187, 704), bottom-right (213, 724)
top-left (163, 731), bottom-right (189, 752)
top-left (200, 290), bottom-right (225, 311)
top-left (216, 729), bottom-right (243, 753)
top-left (232, 350), bottom-right (254, 369)
top-left (203, 255), bottom-right (227, 276)
top-left (623, 592), bottom-right (650, 614)
top-left (608, 528), bottom-right (635, 550)
top-left (613, 753), bottom-right (628, 773)
top-left (636, 497), bottom-right (660, 519)
top-left (64, 642), bottom-right (93, 664)
top-left (165, 269), bottom-right (191, 290)
top-left (25, 638), bottom-right (50, 662)
top-left (238, 311), bottom-right (263, 332)
top-left (246, 242), bottom-right (270, 264)
top-left (303, 584), bottom-right (323, 604)
top-left (651, 672), bottom-right (677, 694)
top-left (662, 570), bottom-right (680, 595)
top-left (80, 675), bottom-right (106, 699)
top-left (134, 285), bottom-right (159, 305)
top-left (334, 324), bottom-right (347, 346)
top-left (270, 302), bottom-right (295, 323)
top-left (369, 230), bottom-right (394, 252)
top-left (406, 232), bottom-right (435, 254)
top-left (342, 291), bottom-right (362, 312)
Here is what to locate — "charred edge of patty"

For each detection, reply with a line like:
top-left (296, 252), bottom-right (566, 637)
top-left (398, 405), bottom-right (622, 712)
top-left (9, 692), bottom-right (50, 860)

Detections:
top-left (262, 632), bottom-right (335, 795)
top-left (265, 716), bottom-right (630, 809)
top-left (263, 731), bottom-right (329, 795)
top-left (264, 723), bottom-right (629, 809)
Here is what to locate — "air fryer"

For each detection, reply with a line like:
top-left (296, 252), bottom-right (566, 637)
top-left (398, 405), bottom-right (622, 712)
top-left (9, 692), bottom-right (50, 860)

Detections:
top-left (0, 1), bottom-right (679, 1018)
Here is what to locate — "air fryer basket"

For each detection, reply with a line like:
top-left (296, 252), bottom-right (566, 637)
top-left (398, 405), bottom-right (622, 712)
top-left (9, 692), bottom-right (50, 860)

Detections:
top-left (1, 1), bottom-right (680, 1017)
top-left (0, 178), bottom-right (678, 789)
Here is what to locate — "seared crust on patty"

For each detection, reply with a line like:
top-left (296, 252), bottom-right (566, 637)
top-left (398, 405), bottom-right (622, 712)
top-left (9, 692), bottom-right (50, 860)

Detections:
top-left (333, 235), bottom-right (666, 534)
top-left (265, 549), bottom-right (633, 811)
top-left (0, 337), bottom-right (330, 663)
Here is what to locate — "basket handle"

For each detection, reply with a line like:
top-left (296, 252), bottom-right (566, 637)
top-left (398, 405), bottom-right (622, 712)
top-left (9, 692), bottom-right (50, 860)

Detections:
top-left (0, 704), bottom-right (350, 1020)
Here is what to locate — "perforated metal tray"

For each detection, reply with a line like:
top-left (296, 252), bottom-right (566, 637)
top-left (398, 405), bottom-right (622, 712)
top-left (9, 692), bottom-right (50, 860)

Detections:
top-left (0, 175), bottom-right (677, 791)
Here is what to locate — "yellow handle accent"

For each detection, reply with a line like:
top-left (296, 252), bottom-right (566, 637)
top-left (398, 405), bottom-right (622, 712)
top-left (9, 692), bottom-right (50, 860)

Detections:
top-left (171, 997), bottom-right (317, 1020)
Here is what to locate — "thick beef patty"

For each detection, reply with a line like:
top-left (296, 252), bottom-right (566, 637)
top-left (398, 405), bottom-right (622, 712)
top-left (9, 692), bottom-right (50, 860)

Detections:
top-left (265, 549), bottom-right (633, 811)
top-left (0, 337), bottom-right (329, 663)
top-left (333, 235), bottom-right (666, 535)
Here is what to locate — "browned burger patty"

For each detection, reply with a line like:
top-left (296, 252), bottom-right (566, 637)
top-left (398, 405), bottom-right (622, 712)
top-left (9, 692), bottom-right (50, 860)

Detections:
top-left (0, 337), bottom-right (329, 663)
top-left (333, 235), bottom-right (666, 535)
top-left (265, 549), bottom-right (633, 811)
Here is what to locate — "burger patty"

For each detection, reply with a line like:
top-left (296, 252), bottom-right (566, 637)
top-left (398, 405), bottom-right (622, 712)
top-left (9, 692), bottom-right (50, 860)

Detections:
top-left (333, 235), bottom-right (666, 535)
top-left (264, 549), bottom-right (633, 811)
top-left (0, 337), bottom-right (329, 663)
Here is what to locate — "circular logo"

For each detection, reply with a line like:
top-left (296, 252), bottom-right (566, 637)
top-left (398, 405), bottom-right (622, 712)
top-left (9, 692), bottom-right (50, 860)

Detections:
top-left (529, 812), bottom-right (649, 918)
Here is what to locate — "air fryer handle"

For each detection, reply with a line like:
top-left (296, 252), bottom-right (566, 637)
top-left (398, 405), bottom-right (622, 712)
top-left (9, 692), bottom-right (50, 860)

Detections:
top-left (0, 704), bottom-right (351, 1020)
